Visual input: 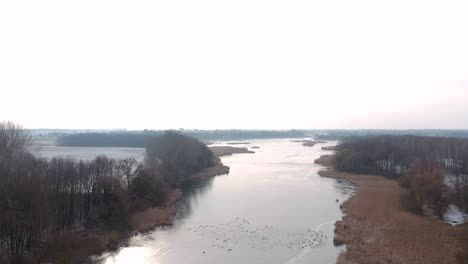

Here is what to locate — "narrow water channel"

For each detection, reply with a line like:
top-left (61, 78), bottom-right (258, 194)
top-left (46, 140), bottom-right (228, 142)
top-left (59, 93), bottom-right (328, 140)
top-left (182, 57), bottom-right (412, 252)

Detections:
top-left (94, 139), bottom-right (354, 264)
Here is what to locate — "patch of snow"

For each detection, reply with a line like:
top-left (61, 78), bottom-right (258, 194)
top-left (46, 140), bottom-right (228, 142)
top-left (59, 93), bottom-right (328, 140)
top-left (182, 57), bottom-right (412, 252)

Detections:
top-left (443, 204), bottom-right (467, 226)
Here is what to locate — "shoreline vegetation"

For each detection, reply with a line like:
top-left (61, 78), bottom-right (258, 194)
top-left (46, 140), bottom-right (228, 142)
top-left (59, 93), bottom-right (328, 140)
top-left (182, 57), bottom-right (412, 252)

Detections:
top-left (55, 144), bottom-right (250, 263)
top-left (209, 146), bottom-right (255, 157)
top-left (0, 123), bottom-right (255, 264)
top-left (315, 136), bottom-right (468, 264)
top-left (226, 142), bottom-right (250, 145)
top-left (318, 167), bottom-right (461, 264)
top-left (54, 130), bottom-right (306, 148)
top-left (313, 154), bottom-right (333, 165)
top-left (43, 160), bottom-right (235, 264)
top-left (33, 129), bottom-right (468, 148)
top-left (321, 146), bottom-right (337, 151)
top-left (291, 139), bottom-right (326, 147)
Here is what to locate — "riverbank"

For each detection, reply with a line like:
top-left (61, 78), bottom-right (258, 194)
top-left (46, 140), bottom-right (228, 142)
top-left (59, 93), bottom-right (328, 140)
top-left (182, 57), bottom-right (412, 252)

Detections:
top-left (41, 159), bottom-right (234, 264)
top-left (314, 154), bottom-right (333, 165)
top-left (209, 146), bottom-right (255, 157)
top-left (41, 145), bottom-right (254, 264)
top-left (316, 156), bottom-right (463, 264)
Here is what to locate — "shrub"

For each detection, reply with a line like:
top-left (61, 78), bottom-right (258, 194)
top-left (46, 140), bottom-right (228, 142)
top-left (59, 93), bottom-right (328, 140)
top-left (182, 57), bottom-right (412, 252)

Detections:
top-left (145, 131), bottom-right (215, 187)
top-left (129, 171), bottom-right (170, 210)
top-left (403, 161), bottom-right (448, 218)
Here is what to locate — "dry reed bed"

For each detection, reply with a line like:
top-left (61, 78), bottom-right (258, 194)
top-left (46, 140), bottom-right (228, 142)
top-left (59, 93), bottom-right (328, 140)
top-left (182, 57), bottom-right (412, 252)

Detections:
top-left (318, 167), bottom-right (463, 264)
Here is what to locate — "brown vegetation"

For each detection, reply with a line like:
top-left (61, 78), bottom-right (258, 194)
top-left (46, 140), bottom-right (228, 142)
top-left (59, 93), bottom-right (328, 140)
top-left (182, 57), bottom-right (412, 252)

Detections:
top-left (333, 135), bottom-right (468, 216)
top-left (130, 206), bottom-right (176, 232)
top-left (209, 146), bottom-right (254, 157)
top-left (0, 125), bottom-right (230, 263)
top-left (129, 188), bottom-right (181, 232)
top-left (291, 139), bottom-right (326, 147)
top-left (314, 154), bottom-right (333, 166)
top-left (190, 163), bottom-right (230, 180)
top-left (320, 135), bottom-right (468, 263)
top-left (319, 168), bottom-right (462, 264)
top-left (458, 228), bottom-right (468, 264)
top-left (321, 146), bottom-right (337, 151)
top-left (401, 161), bottom-right (449, 218)
top-left (42, 230), bottom-right (122, 264)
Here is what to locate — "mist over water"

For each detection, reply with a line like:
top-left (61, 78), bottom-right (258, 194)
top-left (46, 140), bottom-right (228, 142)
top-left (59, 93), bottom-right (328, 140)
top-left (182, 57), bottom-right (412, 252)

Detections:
top-left (61, 139), bottom-right (354, 264)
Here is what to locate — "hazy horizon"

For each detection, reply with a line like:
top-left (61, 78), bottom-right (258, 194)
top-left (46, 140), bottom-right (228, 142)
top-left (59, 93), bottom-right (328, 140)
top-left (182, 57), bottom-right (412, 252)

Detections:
top-left (26, 127), bottom-right (468, 131)
top-left (1, 1), bottom-right (468, 260)
top-left (1, 0), bottom-right (467, 130)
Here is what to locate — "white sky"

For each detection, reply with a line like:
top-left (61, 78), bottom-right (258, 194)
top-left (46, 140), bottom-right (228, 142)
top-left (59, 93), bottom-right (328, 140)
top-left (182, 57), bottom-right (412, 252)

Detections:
top-left (1, 0), bottom-right (468, 129)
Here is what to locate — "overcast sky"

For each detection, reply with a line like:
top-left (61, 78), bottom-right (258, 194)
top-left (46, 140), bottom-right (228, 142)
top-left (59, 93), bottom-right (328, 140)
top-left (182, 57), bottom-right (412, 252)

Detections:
top-left (1, 0), bottom-right (467, 129)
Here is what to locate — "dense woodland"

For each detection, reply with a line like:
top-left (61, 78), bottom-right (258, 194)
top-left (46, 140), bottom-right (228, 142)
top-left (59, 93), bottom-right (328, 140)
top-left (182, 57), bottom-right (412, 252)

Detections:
top-left (56, 130), bottom-right (306, 147)
top-left (332, 135), bottom-right (468, 217)
top-left (316, 129), bottom-right (468, 140)
top-left (0, 122), bottom-right (215, 261)
top-left (332, 135), bottom-right (468, 263)
top-left (49, 129), bottom-right (468, 147)
top-left (56, 132), bottom-right (156, 148)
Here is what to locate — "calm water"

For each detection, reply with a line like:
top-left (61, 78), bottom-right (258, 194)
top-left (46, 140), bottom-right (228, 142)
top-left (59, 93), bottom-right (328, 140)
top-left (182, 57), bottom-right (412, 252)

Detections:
top-left (36, 146), bottom-right (145, 161)
top-left (38, 140), bottom-right (354, 264)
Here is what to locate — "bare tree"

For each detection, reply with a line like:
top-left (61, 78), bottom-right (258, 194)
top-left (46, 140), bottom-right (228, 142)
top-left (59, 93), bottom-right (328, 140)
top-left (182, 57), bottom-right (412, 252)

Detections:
top-left (0, 121), bottom-right (32, 164)
top-left (117, 158), bottom-right (140, 187)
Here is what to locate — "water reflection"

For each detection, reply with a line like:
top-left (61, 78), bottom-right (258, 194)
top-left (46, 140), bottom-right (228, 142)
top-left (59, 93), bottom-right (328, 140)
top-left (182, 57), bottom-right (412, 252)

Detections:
top-left (175, 178), bottom-right (216, 223)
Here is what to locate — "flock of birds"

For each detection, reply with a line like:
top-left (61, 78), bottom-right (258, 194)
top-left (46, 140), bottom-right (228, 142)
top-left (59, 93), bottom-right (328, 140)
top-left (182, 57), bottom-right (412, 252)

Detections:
top-left (186, 218), bottom-right (326, 252)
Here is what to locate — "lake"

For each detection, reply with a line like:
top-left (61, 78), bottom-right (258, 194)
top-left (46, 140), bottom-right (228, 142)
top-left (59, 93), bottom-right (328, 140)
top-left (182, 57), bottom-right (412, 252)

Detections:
top-left (38, 139), bottom-right (354, 264)
top-left (36, 146), bottom-right (145, 161)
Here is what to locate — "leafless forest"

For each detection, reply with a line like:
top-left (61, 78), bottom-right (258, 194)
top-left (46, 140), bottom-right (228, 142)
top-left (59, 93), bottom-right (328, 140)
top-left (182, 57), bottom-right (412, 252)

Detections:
top-left (332, 135), bottom-right (468, 262)
top-left (0, 122), bottom-right (215, 262)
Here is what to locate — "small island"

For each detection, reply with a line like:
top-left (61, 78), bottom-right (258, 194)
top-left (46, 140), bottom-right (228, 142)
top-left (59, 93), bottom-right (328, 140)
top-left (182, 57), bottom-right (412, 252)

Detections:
top-left (209, 146), bottom-right (255, 157)
top-left (291, 139), bottom-right (327, 147)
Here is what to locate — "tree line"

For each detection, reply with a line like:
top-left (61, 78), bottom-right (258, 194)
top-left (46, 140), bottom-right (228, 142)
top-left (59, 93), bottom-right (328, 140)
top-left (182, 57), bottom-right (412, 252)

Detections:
top-left (56, 130), bottom-right (306, 147)
top-left (332, 135), bottom-right (468, 263)
top-left (332, 135), bottom-right (468, 217)
top-left (0, 122), bottom-right (215, 260)
top-left (316, 129), bottom-right (468, 140)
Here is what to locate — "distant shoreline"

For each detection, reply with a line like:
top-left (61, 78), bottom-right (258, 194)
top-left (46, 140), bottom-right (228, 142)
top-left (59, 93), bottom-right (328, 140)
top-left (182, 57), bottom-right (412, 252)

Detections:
top-left (315, 156), bottom-right (462, 264)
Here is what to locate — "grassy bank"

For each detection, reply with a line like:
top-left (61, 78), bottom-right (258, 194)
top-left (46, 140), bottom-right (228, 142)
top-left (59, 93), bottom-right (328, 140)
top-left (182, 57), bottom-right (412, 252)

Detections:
top-left (316, 156), bottom-right (465, 264)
